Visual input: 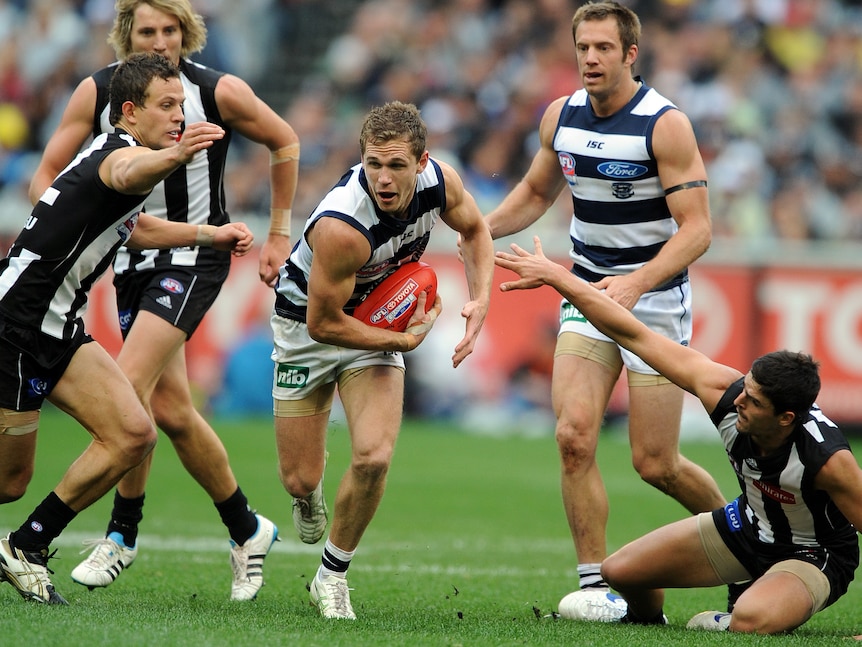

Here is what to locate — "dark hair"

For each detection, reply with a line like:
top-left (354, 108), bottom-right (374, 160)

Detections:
top-left (359, 101), bottom-right (427, 161)
top-left (750, 350), bottom-right (821, 420)
top-left (572, 1), bottom-right (641, 54)
top-left (109, 52), bottom-right (181, 125)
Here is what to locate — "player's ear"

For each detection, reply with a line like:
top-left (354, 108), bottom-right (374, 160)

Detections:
top-left (122, 100), bottom-right (139, 123)
top-left (417, 150), bottom-right (429, 174)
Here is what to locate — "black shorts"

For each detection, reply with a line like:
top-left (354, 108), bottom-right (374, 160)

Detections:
top-left (0, 319), bottom-right (92, 411)
top-left (113, 263), bottom-right (229, 340)
top-left (713, 500), bottom-right (858, 608)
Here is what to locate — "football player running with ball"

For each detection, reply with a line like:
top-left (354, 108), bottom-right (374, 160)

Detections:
top-left (271, 101), bottom-right (493, 619)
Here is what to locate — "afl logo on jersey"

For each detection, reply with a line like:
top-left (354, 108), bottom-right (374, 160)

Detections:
top-left (558, 152), bottom-right (577, 185)
top-left (160, 277), bottom-right (185, 294)
top-left (116, 213), bottom-right (140, 242)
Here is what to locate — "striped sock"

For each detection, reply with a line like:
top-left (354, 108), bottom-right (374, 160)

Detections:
top-left (577, 562), bottom-right (608, 589)
top-left (320, 538), bottom-right (355, 578)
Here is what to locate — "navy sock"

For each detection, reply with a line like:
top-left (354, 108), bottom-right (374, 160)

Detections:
top-left (12, 492), bottom-right (76, 552)
top-left (106, 491), bottom-right (145, 547)
top-left (214, 487), bottom-right (257, 544)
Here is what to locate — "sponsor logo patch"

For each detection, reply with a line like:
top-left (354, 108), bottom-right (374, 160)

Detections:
top-left (723, 499), bottom-right (743, 532)
top-left (117, 308), bottom-right (132, 331)
top-left (155, 295), bottom-right (173, 309)
top-left (27, 378), bottom-right (49, 397)
top-left (159, 277), bottom-right (184, 294)
top-left (276, 363), bottom-right (309, 389)
top-left (558, 153), bottom-right (577, 185)
top-left (597, 161), bottom-right (648, 179)
top-left (753, 480), bottom-right (796, 504)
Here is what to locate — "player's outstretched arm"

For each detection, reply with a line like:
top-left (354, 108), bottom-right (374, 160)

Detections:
top-left (495, 236), bottom-right (739, 412)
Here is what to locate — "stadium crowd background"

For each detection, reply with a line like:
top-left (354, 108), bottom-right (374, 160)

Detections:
top-left (1, 0), bottom-right (861, 423)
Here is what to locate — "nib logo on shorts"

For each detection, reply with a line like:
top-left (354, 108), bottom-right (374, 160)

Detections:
top-left (156, 295), bottom-right (173, 309)
top-left (276, 363), bottom-right (309, 388)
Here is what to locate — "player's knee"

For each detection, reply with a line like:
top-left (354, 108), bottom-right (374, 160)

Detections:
top-left (117, 415), bottom-right (158, 466)
top-left (279, 469), bottom-right (319, 498)
top-left (600, 552), bottom-right (628, 590)
top-left (0, 468), bottom-right (32, 503)
top-left (351, 450), bottom-right (392, 483)
top-left (151, 397), bottom-right (193, 436)
top-left (555, 419), bottom-right (598, 471)
top-left (632, 454), bottom-right (678, 492)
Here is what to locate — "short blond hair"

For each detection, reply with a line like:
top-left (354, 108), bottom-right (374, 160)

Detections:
top-left (108, 0), bottom-right (207, 60)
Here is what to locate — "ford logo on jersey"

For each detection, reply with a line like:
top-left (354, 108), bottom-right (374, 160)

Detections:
top-left (597, 161), bottom-right (648, 178)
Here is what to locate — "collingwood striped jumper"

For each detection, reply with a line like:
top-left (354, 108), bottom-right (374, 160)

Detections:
top-left (91, 57), bottom-right (231, 275)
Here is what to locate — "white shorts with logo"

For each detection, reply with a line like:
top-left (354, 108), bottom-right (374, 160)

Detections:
top-left (558, 279), bottom-right (692, 375)
top-left (270, 314), bottom-right (405, 401)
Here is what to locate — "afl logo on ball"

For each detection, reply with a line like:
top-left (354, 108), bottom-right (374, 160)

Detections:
top-left (160, 277), bottom-right (185, 294)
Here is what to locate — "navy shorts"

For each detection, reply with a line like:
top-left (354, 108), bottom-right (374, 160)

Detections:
top-left (113, 263), bottom-right (229, 340)
top-left (0, 319), bottom-right (92, 411)
top-left (713, 500), bottom-right (858, 608)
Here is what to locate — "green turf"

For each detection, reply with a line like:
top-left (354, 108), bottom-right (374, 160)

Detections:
top-left (0, 407), bottom-right (858, 645)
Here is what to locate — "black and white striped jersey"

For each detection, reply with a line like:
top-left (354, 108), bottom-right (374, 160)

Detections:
top-left (274, 160), bottom-right (445, 323)
top-left (91, 58), bottom-right (230, 275)
top-left (0, 131), bottom-right (143, 343)
top-left (710, 378), bottom-right (858, 556)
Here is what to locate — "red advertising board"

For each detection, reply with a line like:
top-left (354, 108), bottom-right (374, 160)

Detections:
top-left (82, 253), bottom-right (862, 424)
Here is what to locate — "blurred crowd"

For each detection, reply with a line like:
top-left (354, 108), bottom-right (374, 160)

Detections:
top-left (2, 0), bottom-right (862, 247)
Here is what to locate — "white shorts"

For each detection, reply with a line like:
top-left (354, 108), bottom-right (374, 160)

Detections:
top-left (270, 314), bottom-right (405, 401)
top-left (558, 279), bottom-right (692, 375)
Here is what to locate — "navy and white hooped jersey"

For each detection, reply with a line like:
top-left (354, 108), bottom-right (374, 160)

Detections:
top-left (554, 80), bottom-right (686, 291)
top-left (0, 132), bottom-right (144, 341)
top-left (91, 58), bottom-right (231, 275)
top-left (274, 160), bottom-right (446, 323)
top-left (710, 378), bottom-right (858, 556)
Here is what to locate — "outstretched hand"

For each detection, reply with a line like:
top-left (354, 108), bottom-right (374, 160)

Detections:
top-left (494, 236), bottom-right (557, 291)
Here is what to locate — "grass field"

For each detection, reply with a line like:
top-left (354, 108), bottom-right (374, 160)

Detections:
top-left (0, 406), bottom-right (859, 646)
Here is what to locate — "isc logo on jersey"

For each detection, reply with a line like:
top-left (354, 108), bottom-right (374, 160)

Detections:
top-left (369, 279), bottom-right (419, 326)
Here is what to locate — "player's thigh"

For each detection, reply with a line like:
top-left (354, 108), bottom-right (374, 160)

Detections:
top-left (50, 342), bottom-right (152, 444)
top-left (626, 378), bottom-right (685, 458)
top-left (604, 515), bottom-right (722, 588)
top-left (274, 406), bottom-right (331, 475)
top-left (116, 310), bottom-right (187, 395)
top-left (338, 365), bottom-right (405, 457)
top-left (552, 337), bottom-right (620, 433)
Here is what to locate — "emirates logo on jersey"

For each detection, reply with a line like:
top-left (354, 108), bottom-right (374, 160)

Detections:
top-left (753, 479), bottom-right (796, 504)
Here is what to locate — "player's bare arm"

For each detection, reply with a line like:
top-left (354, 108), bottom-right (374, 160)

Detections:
top-left (484, 97), bottom-right (569, 239)
top-left (591, 108), bottom-right (711, 310)
top-left (215, 73), bottom-right (300, 287)
top-left (439, 162), bottom-right (494, 367)
top-left (814, 449), bottom-right (862, 532)
top-left (306, 217), bottom-right (438, 353)
top-left (28, 77), bottom-right (98, 204)
top-left (495, 236), bottom-right (740, 410)
top-left (128, 215), bottom-right (253, 255)
top-left (102, 122), bottom-right (224, 194)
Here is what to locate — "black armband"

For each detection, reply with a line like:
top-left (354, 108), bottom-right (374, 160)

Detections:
top-left (664, 180), bottom-right (708, 196)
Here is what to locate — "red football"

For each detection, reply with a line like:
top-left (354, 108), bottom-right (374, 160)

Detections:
top-left (353, 261), bottom-right (438, 332)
